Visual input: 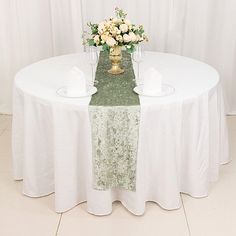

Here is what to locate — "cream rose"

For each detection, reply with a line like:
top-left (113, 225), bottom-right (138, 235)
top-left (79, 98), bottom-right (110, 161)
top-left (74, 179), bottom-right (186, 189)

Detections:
top-left (94, 35), bottom-right (100, 44)
top-left (105, 20), bottom-right (112, 28)
top-left (111, 27), bottom-right (119, 36)
top-left (120, 24), bottom-right (128, 33)
top-left (101, 34), bottom-right (109, 41)
top-left (112, 18), bottom-right (118, 23)
top-left (112, 18), bottom-right (122, 24)
top-left (129, 32), bottom-right (136, 42)
top-left (98, 22), bottom-right (105, 33)
top-left (116, 35), bottom-right (123, 43)
top-left (112, 18), bottom-right (121, 24)
top-left (123, 34), bottom-right (131, 43)
top-left (106, 37), bottom-right (117, 47)
top-left (116, 29), bottom-right (121, 35)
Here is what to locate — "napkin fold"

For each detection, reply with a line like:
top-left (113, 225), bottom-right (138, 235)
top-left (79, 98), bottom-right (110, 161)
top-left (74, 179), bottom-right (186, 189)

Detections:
top-left (142, 67), bottom-right (163, 95)
top-left (66, 66), bottom-right (87, 96)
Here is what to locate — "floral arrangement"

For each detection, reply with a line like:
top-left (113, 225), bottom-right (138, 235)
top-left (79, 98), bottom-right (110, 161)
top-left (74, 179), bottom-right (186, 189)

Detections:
top-left (84, 8), bottom-right (148, 53)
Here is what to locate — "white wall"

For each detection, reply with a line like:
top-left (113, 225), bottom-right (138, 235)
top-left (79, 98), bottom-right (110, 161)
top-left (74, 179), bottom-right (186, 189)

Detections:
top-left (1, 0), bottom-right (236, 114)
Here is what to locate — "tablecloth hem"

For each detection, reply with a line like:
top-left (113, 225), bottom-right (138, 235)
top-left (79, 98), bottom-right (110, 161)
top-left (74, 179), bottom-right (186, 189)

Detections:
top-left (16, 159), bottom-right (230, 216)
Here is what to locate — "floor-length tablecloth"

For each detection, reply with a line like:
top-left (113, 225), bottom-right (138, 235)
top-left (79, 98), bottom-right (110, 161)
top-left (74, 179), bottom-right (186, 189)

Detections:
top-left (12, 52), bottom-right (229, 215)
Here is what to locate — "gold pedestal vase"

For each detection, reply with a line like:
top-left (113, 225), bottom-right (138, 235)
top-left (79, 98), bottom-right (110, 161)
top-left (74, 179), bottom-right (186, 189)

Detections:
top-left (108, 46), bottom-right (124, 75)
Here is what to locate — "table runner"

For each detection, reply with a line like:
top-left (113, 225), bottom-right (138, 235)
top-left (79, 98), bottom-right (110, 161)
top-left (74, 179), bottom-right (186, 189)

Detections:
top-left (89, 51), bottom-right (140, 191)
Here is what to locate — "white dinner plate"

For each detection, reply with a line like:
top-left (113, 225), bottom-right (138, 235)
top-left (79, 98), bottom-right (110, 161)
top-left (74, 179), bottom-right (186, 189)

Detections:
top-left (56, 86), bottom-right (97, 98)
top-left (133, 84), bottom-right (175, 97)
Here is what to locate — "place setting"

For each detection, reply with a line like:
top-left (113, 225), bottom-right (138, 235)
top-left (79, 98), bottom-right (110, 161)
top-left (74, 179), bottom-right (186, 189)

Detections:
top-left (56, 66), bottom-right (97, 98)
top-left (56, 25), bottom-right (175, 101)
top-left (56, 46), bottom-right (99, 98)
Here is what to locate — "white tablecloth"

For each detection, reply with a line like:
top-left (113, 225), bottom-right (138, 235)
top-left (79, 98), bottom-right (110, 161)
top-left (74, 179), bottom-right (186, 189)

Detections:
top-left (12, 52), bottom-right (229, 215)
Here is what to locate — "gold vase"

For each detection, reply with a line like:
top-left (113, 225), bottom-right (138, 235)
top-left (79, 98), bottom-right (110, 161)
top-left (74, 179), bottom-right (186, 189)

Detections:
top-left (108, 46), bottom-right (124, 75)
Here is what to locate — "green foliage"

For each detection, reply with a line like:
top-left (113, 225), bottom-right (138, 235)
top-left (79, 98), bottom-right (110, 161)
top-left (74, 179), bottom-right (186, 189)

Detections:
top-left (115, 7), bottom-right (127, 19)
top-left (87, 22), bottom-right (98, 34)
top-left (133, 26), bottom-right (144, 36)
top-left (126, 44), bottom-right (136, 54)
top-left (84, 8), bottom-right (148, 53)
top-left (88, 39), bottom-right (95, 46)
top-left (102, 44), bottom-right (110, 52)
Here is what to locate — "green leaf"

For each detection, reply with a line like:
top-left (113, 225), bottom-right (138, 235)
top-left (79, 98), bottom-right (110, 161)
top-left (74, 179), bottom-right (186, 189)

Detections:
top-left (139, 29), bottom-right (144, 35)
top-left (87, 22), bottom-right (98, 34)
top-left (88, 39), bottom-right (95, 46)
top-left (102, 44), bottom-right (110, 52)
top-left (115, 8), bottom-right (127, 19)
top-left (125, 44), bottom-right (135, 53)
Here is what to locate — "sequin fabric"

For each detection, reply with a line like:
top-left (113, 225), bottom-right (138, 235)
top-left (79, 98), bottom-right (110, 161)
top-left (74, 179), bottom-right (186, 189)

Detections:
top-left (89, 51), bottom-right (140, 191)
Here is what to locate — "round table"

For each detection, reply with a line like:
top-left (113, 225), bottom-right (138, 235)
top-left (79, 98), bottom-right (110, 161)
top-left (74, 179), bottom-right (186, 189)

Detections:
top-left (12, 52), bottom-right (229, 215)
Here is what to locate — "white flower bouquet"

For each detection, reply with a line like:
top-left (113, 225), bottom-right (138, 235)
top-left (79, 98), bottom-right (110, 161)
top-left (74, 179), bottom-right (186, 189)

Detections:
top-left (84, 8), bottom-right (148, 53)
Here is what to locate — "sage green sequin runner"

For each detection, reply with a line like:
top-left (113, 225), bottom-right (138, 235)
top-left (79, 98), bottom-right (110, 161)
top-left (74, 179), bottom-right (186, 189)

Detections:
top-left (89, 51), bottom-right (140, 191)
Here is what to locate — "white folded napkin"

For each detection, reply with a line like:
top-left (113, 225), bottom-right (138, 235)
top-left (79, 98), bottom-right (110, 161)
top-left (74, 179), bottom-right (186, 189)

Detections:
top-left (142, 67), bottom-right (163, 95)
top-left (66, 66), bottom-right (87, 96)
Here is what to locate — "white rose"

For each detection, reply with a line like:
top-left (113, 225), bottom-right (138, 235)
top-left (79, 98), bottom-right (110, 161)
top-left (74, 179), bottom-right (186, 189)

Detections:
top-left (106, 37), bottom-right (117, 47)
top-left (123, 34), bottom-right (131, 43)
top-left (129, 32), bottom-right (136, 42)
top-left (116, 29), bottom-right (121, 35)
top-left (120, 24), bottom-right (128, 33)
